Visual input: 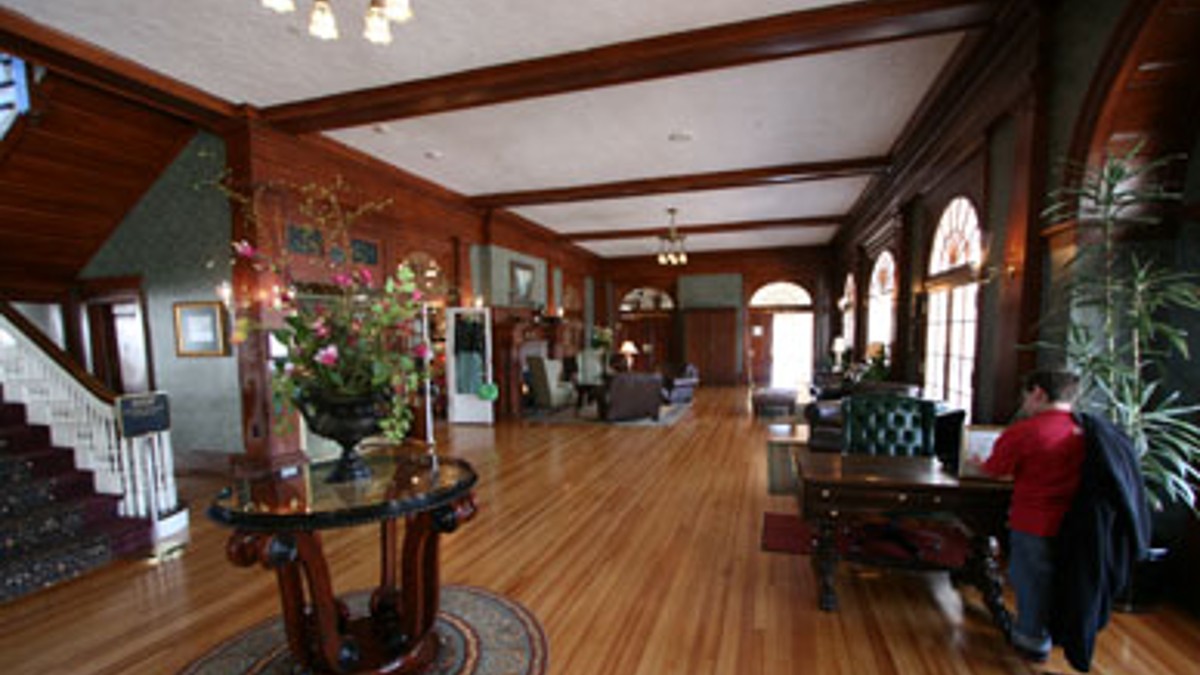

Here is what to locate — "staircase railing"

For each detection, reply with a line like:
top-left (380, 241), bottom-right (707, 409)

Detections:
top-left (0, 303), bottom-right (178, 521)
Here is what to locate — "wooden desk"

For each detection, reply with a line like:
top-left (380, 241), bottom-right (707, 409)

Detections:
top-left (209, 452), bottom-right (477, 674)
top-left (791, 447), bottom-right (1013, 634)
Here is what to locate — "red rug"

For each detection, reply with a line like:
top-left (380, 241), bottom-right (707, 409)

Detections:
top-left (759, 512), bottom-right (971, 567)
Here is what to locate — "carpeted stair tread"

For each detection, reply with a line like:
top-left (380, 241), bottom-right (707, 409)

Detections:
top-left (0, 402), bottom-right (27, 426)
top-left (92, 517), bottom-right (154, 558)
top-left (0, 423), bottom-right (51, 452)
top-left (0, 470), bottom-right (95, 518)
top-left (0, 446), bottom-right (77, 481)
top-left (0, 494), bottom-right (120, 560)
top-left (0, 533), bottom-right (113, 603)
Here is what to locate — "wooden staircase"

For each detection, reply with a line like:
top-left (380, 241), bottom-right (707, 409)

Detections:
top-left (0, 385), bottom-right (151, 603)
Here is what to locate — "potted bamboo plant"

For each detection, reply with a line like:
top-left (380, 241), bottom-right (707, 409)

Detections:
top-left (1043, 144), bottom-right (1200, 608)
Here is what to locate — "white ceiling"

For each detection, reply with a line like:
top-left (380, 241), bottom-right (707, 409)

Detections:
top-left (0, 0), bottom-right (971, 259)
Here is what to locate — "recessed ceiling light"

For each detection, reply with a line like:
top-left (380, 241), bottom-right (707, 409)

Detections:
top-left (372, 123), bottom-right (389, 134)
top-left (423, 149), bottom-right (444, 160)
top-left (667, 130), bottom-right (694, 143)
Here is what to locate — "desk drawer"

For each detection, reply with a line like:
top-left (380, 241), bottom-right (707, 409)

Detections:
top-left (802, 484), bottom-right (956, 515)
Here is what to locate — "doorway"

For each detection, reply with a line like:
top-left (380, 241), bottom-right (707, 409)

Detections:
top-left (770, 312), bottom-right (813, 391)
top-left (748, 281), bottom-right (814, 396)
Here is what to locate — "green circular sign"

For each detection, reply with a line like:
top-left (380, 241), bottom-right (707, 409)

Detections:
top-left (476, 382), bottom-right (499, 401)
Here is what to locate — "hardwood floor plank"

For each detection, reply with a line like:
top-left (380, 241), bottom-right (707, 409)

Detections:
top-left (1, 386), bottom-right (1198, 674)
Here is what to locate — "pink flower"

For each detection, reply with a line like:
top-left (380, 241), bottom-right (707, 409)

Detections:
top-left (413, 343), bottom-right (431, 360)
top-left (412, 289), bottom-right (423, 302)
top-left (355, 267), bottom-right (373, 286)
top-left (332, 272), bottom-right (354, 288)
top-left (232, 240), bottom-right (257, 258)
top-left (315, 345), bottom-right (339, 366)
top-left (312, 317), bottom-right (330, 338)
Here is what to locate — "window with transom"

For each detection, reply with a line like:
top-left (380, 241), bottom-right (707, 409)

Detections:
top-left (923, 196), bottom-right (982, 418)
top-left (839, 274), bottom-right (856, 352)
top-left (867, 251), bottom-right (895, 351)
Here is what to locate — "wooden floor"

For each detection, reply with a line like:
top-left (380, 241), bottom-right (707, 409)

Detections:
top-left (2, 386), bottom-right (1198, 674)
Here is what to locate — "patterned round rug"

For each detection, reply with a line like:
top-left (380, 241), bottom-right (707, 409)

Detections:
top-left (180, 585), bottom-right (548, 675)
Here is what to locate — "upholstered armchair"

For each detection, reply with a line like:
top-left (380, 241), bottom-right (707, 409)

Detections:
top-left (805, 381), bottom-right (922, 451)
top-left (841, 393), bottom-right (937, 457)
top-left (528, 356), bottom-right (574, 410)
top-left (575, 348), bottom-right (607, 387)
top-left (661, 363), bottom-right (699, 404)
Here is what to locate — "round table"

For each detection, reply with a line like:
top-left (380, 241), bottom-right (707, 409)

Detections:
top-left (208, 452), bottom-right (477, 674)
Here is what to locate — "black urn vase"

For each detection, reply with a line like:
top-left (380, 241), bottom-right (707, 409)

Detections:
top-left (297, 391), bottom-right (384, 483)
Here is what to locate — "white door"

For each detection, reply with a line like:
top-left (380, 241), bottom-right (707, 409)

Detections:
top-left (770, 312), bottom-right (813, 398)
top-left (447, 308), bottom-right (494, 424)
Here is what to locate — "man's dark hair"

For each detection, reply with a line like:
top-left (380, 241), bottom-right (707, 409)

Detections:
top-left (1022, 370), bottom-right (1080, 403)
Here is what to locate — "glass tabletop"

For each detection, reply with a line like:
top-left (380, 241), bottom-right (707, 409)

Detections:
top-left (208, 451), bottom-right (477, 532)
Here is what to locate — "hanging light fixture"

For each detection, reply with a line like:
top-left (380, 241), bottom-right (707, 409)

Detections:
top-left (308, 0), bottom-right (339, 40)
top-left (262, 0), bottom-right (415, 44)
top-left (384, 0), bottom-right (415, 23)
top-left (656, 207), bottom-right (688, 266)
top-left (363, 0), bottom-right (393, 44)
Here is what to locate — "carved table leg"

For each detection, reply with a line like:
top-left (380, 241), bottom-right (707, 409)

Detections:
top-left (813, 515), bottom-right (839, 611)
top-left (226, 530), bottom-right (358, 673)
top-left (967, 533), bottom-right (1012, 637)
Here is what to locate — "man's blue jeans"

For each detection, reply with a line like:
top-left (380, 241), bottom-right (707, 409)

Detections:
top-left (1009, 530), bottom-right (1054, 656)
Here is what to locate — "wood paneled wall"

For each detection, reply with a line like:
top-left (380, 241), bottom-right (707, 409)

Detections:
top-left (0, 73), bottom-right (195, 296)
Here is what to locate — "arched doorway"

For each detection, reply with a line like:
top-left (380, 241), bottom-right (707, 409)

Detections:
top-left (748, 281), bottom-right (814, 392)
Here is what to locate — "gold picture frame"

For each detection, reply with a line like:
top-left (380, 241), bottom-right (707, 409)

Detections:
top-left (173, 301), bottom-right (228, 357)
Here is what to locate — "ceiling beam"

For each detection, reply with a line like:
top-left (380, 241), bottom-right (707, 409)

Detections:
top-left (564, 216), bottom-right (845, 241)
top-left (468, 157), bottom-right (889, 208)
top-left (263, 0), bottom-right (997, 133)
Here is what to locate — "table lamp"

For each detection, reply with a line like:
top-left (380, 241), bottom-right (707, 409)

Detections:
top-left (619, 340), bottom-right (639, 370)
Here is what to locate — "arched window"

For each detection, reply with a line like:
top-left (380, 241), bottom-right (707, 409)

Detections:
top-left (618, 287), bottom-right (674, 312)
top-left (923, 196), bottom-right (982, 417)
top-left (839, 274), bottom-right (856, 354)
top-left (867, 252), bottom-right (895, 351)
top-left (749, 281), bottom-right (812, 308)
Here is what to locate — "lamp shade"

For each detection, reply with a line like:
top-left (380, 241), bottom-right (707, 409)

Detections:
top-left (619, 340), bottom-right (639, 356)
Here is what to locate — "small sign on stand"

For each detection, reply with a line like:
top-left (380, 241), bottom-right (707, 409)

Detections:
top-left (115, 392), bottom-right (189, 558)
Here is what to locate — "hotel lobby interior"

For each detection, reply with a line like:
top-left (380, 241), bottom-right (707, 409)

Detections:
top-left (1, 1), bottom-right (1199, 673)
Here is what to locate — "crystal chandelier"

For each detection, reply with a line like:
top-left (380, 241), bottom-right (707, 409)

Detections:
top-left (657, 207), bottom-right (688, 266)
top-left (261, 0), bottom-right (414, 45)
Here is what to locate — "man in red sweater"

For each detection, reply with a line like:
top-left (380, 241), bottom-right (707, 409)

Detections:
top-left (980, 370), bottom-right (1085, 662)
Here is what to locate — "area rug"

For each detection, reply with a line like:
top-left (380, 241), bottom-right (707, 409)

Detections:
top-left (179, 585), bottom-right (548, 675)
top-left (526, 402), bottom-right (689, 427)
top-left (760, 512), bottom-right (971, 567)
top-left (766, 442), bottom-right (798, 495)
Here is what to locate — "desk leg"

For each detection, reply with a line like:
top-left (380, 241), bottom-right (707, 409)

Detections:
top-left (966, 533), bottom-right (1012, 636)
top-left (813, 516), bottom-right (839, 611)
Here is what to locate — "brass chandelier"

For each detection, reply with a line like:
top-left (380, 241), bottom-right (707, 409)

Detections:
top-left (261, 0), bottom-right (414, 45)
top-left (657, 207), bottom-right (688, 266)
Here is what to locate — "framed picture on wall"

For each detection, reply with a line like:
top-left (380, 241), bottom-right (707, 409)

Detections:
top-left (510, 261), bottom-right (535, 306)
top-left (173, 301), bottom-right (228, 357)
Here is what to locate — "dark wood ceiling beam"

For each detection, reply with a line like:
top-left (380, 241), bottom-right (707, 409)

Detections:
top-left (469, 156), bottom-right (889, 209)
top-left (0, 7), bottom-right (237, 128)
top-left (565, 216), bottom-right (845, 241)
top-left (263, 0), bottom-right (997, 133)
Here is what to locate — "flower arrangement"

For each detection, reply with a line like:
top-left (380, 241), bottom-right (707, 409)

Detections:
top-left (227, 177), bottom-right (426, 442)
top-left (591, 325), bottom-right (614, 350)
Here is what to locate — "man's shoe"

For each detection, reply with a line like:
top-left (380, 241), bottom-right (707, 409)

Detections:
top-left (1012, 643), bottom-right (1049, 664)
